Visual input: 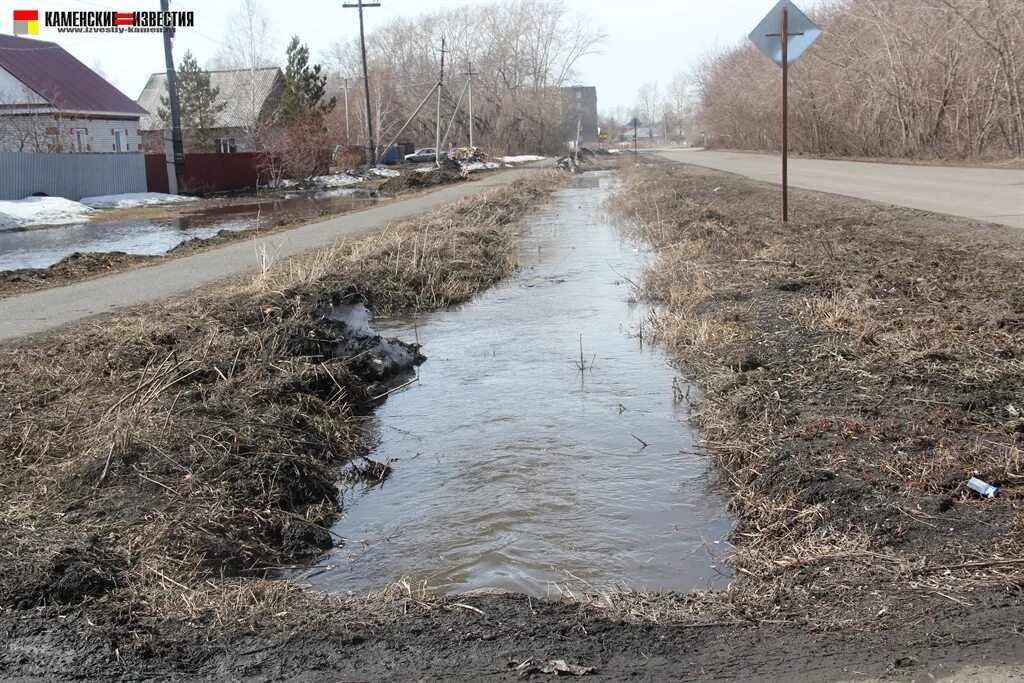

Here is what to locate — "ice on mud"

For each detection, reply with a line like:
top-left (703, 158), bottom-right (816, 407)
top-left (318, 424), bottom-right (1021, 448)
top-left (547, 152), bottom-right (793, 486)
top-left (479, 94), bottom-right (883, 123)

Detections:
top-left (79, 192), bottom-right (198, 209)
top-left (313, 167), bottom-right (398, 188)
top-left (332, 303), bottom-right (373, 334)
top-left (326, 303), bottom-right (422, 378)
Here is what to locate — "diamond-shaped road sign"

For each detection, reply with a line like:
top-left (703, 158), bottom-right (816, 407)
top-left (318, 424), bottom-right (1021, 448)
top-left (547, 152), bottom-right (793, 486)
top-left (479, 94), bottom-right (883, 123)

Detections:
top-left (749, 0), bottom-right (822, 66)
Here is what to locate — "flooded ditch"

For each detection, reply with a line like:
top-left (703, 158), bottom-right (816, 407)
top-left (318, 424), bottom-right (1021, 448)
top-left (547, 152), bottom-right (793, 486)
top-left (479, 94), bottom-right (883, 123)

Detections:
top-left (0, 189), bottom-right (379, 271)
top-left (303, 171), bottom-right (732, 597)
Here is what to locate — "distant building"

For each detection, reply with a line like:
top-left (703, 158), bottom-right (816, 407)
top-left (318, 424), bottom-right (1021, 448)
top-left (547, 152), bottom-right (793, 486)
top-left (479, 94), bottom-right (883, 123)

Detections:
top-left (622, 123), bottom-right (664, 142)
top-left (0, 34), bottom-right (147, 153)
top-left (560, 86), bottom-right (598, 145)
top-left (136, 67), bottom-right (285, 154)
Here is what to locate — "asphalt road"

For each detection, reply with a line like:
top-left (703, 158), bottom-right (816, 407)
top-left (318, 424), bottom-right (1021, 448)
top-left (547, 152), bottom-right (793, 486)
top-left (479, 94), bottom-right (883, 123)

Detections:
top-left (654, 149), bottom-right (1024, 229)
top-left (0, 166), bottom-right (544, 343)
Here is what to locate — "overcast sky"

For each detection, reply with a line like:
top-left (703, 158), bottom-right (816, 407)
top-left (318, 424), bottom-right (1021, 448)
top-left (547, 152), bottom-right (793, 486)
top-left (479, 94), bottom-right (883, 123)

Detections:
top-left (11, 0), bottom-right (818, 110)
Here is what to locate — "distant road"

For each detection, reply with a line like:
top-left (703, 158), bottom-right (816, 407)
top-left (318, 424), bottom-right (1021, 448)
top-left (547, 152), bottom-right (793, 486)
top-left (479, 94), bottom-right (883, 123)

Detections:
top-left (0, 165), bottom-right (547, 343)
top-left (654, 149), bottom-right (1024, 229)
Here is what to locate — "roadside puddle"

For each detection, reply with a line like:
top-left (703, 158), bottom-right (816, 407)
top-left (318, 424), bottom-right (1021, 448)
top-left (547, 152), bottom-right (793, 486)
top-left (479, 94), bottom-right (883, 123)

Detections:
top-left (0, 189), bottom-right (378, 271)
top-left (302, 171), bottom-right (732, 596)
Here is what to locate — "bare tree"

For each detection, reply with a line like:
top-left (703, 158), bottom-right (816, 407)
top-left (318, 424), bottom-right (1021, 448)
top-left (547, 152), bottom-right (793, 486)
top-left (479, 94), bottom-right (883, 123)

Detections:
top-left (663, 72), bottom-right (695, 143)
top-left (636, 82), bottom-right (660, 128)
top-left (210, 0), bottom-right (278, 141)
top-left (324, 0), bottom-right (605, 155)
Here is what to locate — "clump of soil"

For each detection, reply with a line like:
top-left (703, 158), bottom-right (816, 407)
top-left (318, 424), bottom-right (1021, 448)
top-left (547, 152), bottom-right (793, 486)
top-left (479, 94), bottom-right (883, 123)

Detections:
top-left (0, 251), bottom-right (154, 297)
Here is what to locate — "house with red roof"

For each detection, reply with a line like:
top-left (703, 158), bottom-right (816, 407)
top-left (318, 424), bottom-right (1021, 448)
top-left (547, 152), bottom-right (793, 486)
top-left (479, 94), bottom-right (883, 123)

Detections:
top-left (0, 34), bottom-right (147, 153)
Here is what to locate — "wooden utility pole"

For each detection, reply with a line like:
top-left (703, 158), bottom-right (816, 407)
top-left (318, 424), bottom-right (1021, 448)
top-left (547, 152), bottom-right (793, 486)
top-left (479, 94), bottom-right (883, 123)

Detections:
top-left (781, 6), bottom-right (789, 222)
top-left (343, 0), bottom-right (379, 167)
top-left (435, 36), bottom-right (448, 166)
top-left (343, 76), bottom-right (350, 144)
top-left (160, 0), bottom-right (184, 191)
top-left (462, 63), bottom-right (477, 148)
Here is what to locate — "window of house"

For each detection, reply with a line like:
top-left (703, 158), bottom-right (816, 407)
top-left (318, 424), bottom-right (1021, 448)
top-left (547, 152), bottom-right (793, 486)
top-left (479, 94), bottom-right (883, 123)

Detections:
top-left (114, 129), bottom-right (127, 153)
top-left (215, 138), bottom-right (237, 154)
top-left (576, 91), bottom-right (582, 100)
top-left (73, 128), bottom-right (87, 153)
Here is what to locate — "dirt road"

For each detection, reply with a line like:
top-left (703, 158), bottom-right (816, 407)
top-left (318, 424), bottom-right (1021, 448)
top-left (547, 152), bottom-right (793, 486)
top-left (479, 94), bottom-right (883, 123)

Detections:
top-left (0, 165), bottom-right (546, 343)
top-left (654, 148), bottom-right (1024, 229)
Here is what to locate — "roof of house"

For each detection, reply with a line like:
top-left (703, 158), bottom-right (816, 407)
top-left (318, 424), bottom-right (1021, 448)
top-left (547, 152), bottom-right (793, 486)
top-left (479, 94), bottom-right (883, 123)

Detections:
top-left (0, 34), bottom-right (146, 117)
top-left (136, 67), bottom-right (284, 131)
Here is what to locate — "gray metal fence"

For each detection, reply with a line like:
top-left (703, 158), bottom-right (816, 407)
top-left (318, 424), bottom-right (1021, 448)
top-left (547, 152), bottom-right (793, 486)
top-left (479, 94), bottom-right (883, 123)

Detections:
top-left (0, 152), bottom-right (147, 200)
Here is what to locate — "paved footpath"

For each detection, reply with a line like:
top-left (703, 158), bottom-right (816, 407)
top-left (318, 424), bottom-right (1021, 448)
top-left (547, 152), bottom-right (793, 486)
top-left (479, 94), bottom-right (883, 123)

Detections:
top-left (655, 148), bottom-right (1024, 230)
top-left (0, 166), bottom-right (546, 342)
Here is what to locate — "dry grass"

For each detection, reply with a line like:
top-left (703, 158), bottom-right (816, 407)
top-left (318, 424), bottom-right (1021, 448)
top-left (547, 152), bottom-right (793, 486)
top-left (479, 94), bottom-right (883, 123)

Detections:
top-left (606, 162), bottom-right (1024, 627)
top-left (0, 170), bottom-right (564, 628)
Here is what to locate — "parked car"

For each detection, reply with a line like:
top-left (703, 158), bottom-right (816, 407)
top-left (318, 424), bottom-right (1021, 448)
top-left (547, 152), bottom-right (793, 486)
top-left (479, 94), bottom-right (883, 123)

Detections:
top-left (404, 147), bottom-right (444, 163)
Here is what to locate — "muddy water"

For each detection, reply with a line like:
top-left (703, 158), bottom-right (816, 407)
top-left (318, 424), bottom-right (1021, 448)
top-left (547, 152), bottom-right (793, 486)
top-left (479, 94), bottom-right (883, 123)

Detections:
top-left (305, 171), bottom-right (731, 597)
top-left (0, 190), bottom-right (378, 271)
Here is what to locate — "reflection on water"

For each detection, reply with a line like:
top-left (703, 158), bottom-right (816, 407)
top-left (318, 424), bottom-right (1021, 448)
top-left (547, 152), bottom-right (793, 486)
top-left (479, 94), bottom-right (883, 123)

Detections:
top-left (304, 171), bottom-right (732, 597)
top-left (0, 190), bottom-right (378, 271)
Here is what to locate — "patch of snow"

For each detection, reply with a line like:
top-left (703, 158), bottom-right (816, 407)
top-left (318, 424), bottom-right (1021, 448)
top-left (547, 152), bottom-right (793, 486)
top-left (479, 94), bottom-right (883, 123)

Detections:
top-left (500, 155), bottom-right (545, 163)
top-left (414, 166), bottom-right (436, 174)
top-left (314, 188), bottom-right (366, 199)
top-left (0, 196), bottom-right (94, 230)
top-left (369, 167), bottom-right (400, 178)
top-left (312, 173), bottom-right (362, 188)
top-left (331, 303), bottom-right (373, 335)
top-left (461, 161), bottom-right (502, 172)
top-left (79, 192), bottom-right (198, 209)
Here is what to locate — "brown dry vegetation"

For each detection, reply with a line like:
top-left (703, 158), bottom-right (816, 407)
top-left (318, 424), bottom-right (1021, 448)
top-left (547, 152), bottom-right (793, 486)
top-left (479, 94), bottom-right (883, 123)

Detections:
top-left (0, 171), bottom-right (563, 647)
top-left (605, 162), bottom-right (1024, 627)
top-left (695, 0), bottom-right (1024, 159)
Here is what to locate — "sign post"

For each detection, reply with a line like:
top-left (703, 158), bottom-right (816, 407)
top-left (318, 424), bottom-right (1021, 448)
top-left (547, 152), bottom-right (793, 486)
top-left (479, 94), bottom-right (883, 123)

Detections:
top-left (749, 0), bottom-right (821, 222)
